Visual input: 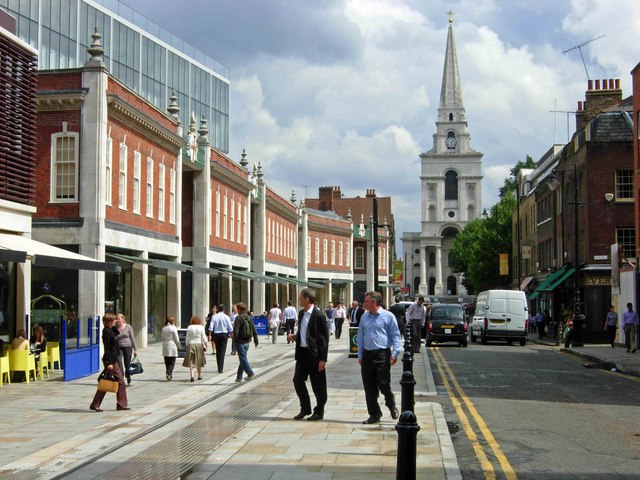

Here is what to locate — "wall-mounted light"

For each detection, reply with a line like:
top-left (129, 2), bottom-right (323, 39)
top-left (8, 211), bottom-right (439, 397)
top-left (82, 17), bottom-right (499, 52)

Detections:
top-left (604, 193), bottom-right (614, 204)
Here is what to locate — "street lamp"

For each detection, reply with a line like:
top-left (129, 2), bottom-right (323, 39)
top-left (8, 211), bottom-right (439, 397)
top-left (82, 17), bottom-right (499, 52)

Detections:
top-left (570, 163), bottom-right (585, 347)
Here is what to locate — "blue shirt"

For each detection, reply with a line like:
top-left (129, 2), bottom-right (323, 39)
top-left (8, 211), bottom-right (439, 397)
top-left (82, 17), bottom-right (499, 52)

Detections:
top-left (357, 307), bottom-right (402, 359)
top-left (622, 309), bottom-right (639, 326)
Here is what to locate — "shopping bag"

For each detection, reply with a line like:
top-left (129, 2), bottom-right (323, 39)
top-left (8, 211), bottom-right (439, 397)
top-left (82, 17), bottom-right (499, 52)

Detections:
top-left (97, 370), bottom-right (119, 393)
top-left (128, 354), bottom-right (144, 375)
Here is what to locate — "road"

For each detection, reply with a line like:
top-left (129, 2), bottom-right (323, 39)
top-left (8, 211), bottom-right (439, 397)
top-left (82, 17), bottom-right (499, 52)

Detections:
top-left (428, 341), bottom-right (640, 480)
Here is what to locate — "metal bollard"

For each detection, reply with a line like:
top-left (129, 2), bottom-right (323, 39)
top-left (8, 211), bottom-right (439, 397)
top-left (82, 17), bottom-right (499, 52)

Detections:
top-left (402, 319), bottom-right (413, 373)
top-left (400, 370), bottom-right (416, 414)
top-left (396, 410), bottom-right (420, 480)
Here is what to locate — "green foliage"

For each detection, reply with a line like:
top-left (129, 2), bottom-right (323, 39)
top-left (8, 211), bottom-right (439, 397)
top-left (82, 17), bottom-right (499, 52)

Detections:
top-left (450, 192), bottom-right (516, 294)
top-left (500, 155), bottom-right (537, 195)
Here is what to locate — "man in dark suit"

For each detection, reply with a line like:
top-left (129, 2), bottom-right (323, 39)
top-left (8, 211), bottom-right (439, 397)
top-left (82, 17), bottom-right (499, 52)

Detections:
top-left (348, 300), bottom-right (365, 326)
top-left (288, 287), bottom-right (329, 421)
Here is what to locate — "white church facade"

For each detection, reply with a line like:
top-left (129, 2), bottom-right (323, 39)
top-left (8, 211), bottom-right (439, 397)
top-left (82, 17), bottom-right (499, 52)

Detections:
top-left (402, 17), bottom-right (483, 299)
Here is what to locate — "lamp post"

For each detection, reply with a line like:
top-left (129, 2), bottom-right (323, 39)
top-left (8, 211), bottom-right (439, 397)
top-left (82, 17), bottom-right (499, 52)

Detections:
top-left (570, 163), bottom-right (585, 347)
top-left (516, 181), bottom-right (521, 288)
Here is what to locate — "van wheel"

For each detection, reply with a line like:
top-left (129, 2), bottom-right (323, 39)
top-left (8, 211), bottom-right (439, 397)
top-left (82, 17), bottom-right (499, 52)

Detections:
top-left (426, 339), bottom-right (433, 347)
top-left (520, 338), bottom-right (527, 346)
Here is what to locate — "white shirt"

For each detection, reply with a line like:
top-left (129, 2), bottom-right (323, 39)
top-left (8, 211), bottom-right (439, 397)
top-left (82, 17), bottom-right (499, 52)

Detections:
top-left (209, 312), bottom-right (233, 334)
top-left (299, 305), bottom-right (312, 347)
top-left (334, 306), bottom-right (347, 319)
top-left (269, 307), bottom-right (282, 328)
top-left (283, 305), bottom-right (297, 320)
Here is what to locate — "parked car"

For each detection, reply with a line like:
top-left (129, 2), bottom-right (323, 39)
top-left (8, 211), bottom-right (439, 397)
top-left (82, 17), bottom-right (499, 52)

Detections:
top-left (470, 290), bottom-right (528, 346)
top-left (426, 303), bottom-right (467, 347)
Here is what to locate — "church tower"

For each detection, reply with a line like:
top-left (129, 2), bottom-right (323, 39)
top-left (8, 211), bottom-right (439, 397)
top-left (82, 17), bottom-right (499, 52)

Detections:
top-left (403, 14), bottom-right (483, 298)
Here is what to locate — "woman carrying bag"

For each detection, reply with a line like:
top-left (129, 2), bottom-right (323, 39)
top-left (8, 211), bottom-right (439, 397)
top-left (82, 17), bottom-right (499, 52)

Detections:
top-left (90, 313), bottom-right (129, 412)
top-left (183, 315), bottom-right (208, 382)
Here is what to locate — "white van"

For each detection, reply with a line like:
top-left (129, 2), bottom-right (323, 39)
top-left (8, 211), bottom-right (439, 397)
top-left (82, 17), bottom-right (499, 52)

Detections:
top-left (471, 290), bottom-right (528, 346)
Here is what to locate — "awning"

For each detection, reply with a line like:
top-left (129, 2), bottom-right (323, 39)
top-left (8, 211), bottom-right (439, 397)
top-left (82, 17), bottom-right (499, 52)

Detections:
top-left (519, 276), bottom-right (534, 291)
top-left (331, 279), bottom-right (356, 284)
top-left (107, 253), bottom-right (192, 272)
top-left (218, 267), bottom-right (272, 283)
top-left (273, 276), bottom-right (324, 288)
top-left (529, 265), bottom-right (570, 300)
top-left (544, 267), bottom-right (575, 292)
top-left (191, 265), bottom-right (219, 275)
top-left (0, 233), bottom-right (120, 273)
top-left (378, 283), bottom-right (397, 288)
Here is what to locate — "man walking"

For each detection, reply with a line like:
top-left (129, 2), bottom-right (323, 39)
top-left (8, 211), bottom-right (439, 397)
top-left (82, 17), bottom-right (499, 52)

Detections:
top-left (388, 296), bottom-right (407, 338)
top-left (406, 296), bottom-right (426, 354)
top-left (333, 301), bottom-right (347, 339)
top-left (283, 301), bottom-right (297, 344)
top-left (289, 288), bottom-right (329, 421)
top-left (209, 304), bottom-right (233, 373)
top-left (357, 291), bottom-right (402, 424)
top-left (621, 302), bottom-right (638, 353)
top-left (348, 300), bottom-right (364, 326)
top-left (233, 303), bottom-right (259, 382)
top-left (603, 304), bottom-right (618, 348)
top-left (325, 302), bottom-right (335, 336)
top-left (268, 303), bottom-right (283, 344)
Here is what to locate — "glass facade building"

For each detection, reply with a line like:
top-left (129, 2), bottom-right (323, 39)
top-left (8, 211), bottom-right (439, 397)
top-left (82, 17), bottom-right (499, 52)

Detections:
top-left (0, 0), bottom-right (230, 152)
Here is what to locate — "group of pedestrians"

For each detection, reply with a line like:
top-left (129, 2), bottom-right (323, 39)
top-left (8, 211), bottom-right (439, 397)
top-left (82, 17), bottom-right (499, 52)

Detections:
top-left (604, 303), bottom-right (638, 353)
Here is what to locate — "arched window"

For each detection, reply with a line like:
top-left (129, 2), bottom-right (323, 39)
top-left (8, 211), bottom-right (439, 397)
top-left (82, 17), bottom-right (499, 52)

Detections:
top-left (428, 277), bottom-right (436, 295)
top-left (414, 276), bottom-right (420, 293)
top-left (445, 170), bottom-right (458, 200)
top-left (467, 205), bottom-right (475, 220)
top-left (429, 252), bottom-right (435, 267)
top-left (449, 113), bottom-right (453, 121)
top-left (428, 205), bottom-right (436, 221)
top-left (447, 276), bottom-right (457, 295)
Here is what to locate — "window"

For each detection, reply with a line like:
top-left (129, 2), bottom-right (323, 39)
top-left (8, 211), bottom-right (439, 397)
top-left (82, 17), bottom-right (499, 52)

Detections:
top-left (331, 240), bottom-right (336, 265)
top-left (314, 238), bottom-right (320, 264)
top-left (230, 197), bottom-right (235, 241)
top-left (323, 239), bottom-right (328, 264)
top-left (169, 167), bottom-right (176, 224)
top-left (445, 170), bottom-right (458, 200)
top-left (429, 252), bottom-right (436, 267)
top-left (119, 144), bottom-right (128, 209)
top-left (267, 219), bottom-right (272, 252)
top-left (339, 241), bottom-right (344, 266)
top-left (615, 170), bottom-right (634, 200)
top-left (236, 202), bottom-right (241, 243)
top-left (307, 236), bottom-right (311, 264)
top-left (158, 164), bottom-right (165, 221)
top-left (243, 204), bottom-right (248, 245)
top-left (146, 157), bottom-right (154, 218)
top-left (223, 193), bottom-right (228, 239)
top-left (355, 247), bottom-right (364, 269)
top-left (105, 137), bottom-right (113, 205)
top-left (215, 190), bottom-right (220, 237)
top-left (51, 130), bottom-right (79, 202)
top-left (346, 240), bottom-right (351, 267)
top-left (616, 227), bottom-right (636, 259)
top-left (133, 151), bottom-right (141, 214)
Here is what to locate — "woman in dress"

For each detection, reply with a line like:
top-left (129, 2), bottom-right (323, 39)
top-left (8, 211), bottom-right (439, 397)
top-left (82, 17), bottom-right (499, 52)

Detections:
top-left (161, 315), bottom-right (180, 381)
top-left (115, 313), bottom-right (137, 385)
top-left (182, 315), bottom-right (208, 382)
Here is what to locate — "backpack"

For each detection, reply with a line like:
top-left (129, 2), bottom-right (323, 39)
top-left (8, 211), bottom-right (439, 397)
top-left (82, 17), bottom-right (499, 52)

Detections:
top-left (238, 315), bottom-right (253, 340)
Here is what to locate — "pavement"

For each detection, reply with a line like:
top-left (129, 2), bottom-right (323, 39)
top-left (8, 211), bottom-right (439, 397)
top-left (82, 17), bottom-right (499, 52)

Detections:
top-left (0, 335), bottom-right (462, 480)
top-left (529, 334), bottom-right (640, 377)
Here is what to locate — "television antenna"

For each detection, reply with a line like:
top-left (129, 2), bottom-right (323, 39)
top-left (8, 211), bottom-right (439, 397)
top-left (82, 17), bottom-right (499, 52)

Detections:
top-left (549, 99), bottom-right (576, 144)
top-left (562, 35), bottom-right (605, 81)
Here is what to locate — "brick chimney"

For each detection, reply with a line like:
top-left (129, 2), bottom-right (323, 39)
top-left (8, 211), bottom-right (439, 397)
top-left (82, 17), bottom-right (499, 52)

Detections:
top-left (575, 79), bottom-right (622, 131)
top-left (318, 186), bottom-right (342, 211)
top-left (365, 189), bottom-right (376, 198)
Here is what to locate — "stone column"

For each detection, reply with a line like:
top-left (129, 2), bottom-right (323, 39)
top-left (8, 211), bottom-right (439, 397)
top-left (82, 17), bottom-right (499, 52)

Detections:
top-left (435, 244), bottom-right (443, 295)
top-left (131, 254), bottom-right (148, 348)
top-left (419, 246), bottom-right (427, 295)
top-left (251, 164), bottom-right (266, 313)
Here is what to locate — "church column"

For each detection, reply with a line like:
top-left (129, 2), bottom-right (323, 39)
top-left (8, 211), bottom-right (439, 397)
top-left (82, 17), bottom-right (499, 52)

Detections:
top-left (435, 244), bottom-right (443, 295)
top-left (419, 246), bottom-right (427, 296)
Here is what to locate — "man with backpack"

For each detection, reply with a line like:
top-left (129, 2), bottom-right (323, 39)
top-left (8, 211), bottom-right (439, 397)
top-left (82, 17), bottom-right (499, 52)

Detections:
top-left (233, 302), bottom-right (259, 382)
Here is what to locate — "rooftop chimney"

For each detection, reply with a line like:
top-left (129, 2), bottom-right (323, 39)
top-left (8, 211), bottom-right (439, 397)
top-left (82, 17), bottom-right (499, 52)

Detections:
top-left (576, 78), bottom-right (622, 131)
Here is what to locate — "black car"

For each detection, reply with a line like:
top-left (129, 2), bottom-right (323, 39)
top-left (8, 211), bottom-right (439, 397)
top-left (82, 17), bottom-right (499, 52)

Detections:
top-left (426, 304), bottom-right (468, 347)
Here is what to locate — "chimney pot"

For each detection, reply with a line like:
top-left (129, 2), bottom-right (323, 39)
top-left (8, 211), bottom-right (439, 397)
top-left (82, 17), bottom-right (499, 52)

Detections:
top-left (595, 79), bottom-right (600, 90)
top-left (588, 80), bottom-right (593, 91)
top-left (615, 79), bottom-right (620, 89)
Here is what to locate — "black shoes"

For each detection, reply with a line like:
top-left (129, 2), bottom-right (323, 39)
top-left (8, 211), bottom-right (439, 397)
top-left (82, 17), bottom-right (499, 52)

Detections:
top-left (389, 406), bottom-right (399, 419)
top-left (363, 416), bottom-right (380, 424)
top-left (307, 413), bottom-right (323, 421)
top-left (293, 410), bottom-right (312, 420)
top-left (89, 406), bottom-right (102, 412)
top-left (190, 377), bottom-right (195, 383)
top-left (117, 406), bottom-right (131, 411)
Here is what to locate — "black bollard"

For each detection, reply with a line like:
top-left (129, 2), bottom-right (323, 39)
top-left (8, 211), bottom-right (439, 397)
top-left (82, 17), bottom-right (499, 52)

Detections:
top-left (396, 410), bottom-right (420, 480)
top-left (400, 370), bottom-right (416, 414)
top-left (402, 319), bottom-right (413, 373)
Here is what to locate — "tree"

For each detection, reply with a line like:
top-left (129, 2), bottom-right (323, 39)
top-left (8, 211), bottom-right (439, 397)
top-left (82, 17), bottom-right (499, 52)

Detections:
top-left (500, 155), bottom-right (537, 195)
top-left (450, 194), bottom-right (516, 293)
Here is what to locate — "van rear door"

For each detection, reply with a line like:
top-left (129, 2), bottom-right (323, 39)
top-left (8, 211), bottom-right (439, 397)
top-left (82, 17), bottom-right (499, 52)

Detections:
top-left (506, 296), bottom-right (526, 336)
top-left (487, 298), bottom-right (507, 337)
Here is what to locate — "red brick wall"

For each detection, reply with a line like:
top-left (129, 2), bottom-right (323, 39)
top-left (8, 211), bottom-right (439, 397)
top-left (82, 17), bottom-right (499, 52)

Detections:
top-left (210, 180), bottom-right (249, 255)
top-left (633, 65), bottom-right (640, 257)
top-left (38, 71), bottom-right (82, 91)
top-left (108, 78), bottom-right (176, 131)
top-left (265, 212), bottom-right (297, 267)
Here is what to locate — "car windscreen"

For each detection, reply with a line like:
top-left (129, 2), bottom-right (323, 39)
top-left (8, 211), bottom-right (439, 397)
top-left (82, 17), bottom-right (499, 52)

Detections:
top-left (431, 307), bottom-right (464, 320)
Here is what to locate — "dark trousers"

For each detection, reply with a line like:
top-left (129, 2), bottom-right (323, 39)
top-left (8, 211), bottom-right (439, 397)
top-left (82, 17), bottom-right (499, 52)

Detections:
top-left (285, 319), bottom-right (296, 343)
top-left (410, 320), bottom-right (422, 353)
top-left (118, 346), bottom-right (133, 382)
top-left (213, 333), bottom-right (229, 372)
top-left (361, 348), bottom-right (395, 418)
top-left (293, 349), bottom-right (327, 415)
top-left (334, 318), bottom-right (345, 339)
top-left (537, 323), bottom-right (545, 339)
top-left (91, 362), bottom-right (128, 409)
top-left (606, 325), bottom-right (617, 347)
top-left (164, 356), bottom-right (176, 377)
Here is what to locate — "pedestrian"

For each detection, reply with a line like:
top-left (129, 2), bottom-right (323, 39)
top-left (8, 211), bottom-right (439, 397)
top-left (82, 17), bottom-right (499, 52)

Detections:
top-left (206, 306), bottom-right (217, 355)
top-left (161, 315), bottom-right (180, 381)
top-left (333, 301), bottom-right (347, 339)
top-left (388, 296), bottom-right (407, 338)
top-left (406, 296), bottom-right (426, 354)
top-left (182, 315), bottom-right (208, 382)
top-left (283, 301), bottom-right (297, 344)
top-left (233, 302), bottom-right (259, 382)
top-left (357, 291), bottom-right (402, 424)
top-left (325, 302), bottom-right (335, 336)
top-left (621, 302), bottom-right (638, 353)
top-left (115, 313), bottom-right (137, 385)
top-left (603, 305), bottom-right (618, 348)
top-left (90, 313), bottom-right (129, 412)
top-left (230, 304), bottom-right (238, 355)
top-left (348, 300), bottom-right (364, 326)
top-left (268, 302), bottom-right (283, 344)
top-left (534, 311), bottom-right (545, 340)
top-left (210, 304), bottom-right (233, 373)
top-left (289, 287), bottom-right (329, 421)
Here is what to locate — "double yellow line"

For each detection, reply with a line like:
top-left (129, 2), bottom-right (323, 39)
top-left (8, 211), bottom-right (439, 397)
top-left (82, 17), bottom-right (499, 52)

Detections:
top-left (431, 348), bottom-right (518, 480)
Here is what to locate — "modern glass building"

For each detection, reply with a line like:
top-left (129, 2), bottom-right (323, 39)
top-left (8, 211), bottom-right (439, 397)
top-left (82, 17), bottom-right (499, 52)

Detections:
top-left (0, 0), bottom-right (230, 152)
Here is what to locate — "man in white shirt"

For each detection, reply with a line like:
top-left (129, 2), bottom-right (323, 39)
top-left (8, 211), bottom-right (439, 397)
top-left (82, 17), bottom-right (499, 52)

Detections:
top-left (333, 302), bottom-right (347, 339)
top-left (209, 304), bottom-right (233, 373)
top-left (269, 303), bottom-right (283, 344)
top-left (283, 301), bottom-right (298, 344)
top-left (406, 296), bottom-right (426, 354)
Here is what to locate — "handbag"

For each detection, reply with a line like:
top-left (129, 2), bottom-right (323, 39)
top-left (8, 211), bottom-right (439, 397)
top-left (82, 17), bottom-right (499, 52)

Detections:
top-left (97, 370), bottom-right (119, 393)
top-left (128, 354), bottom-right (144, 375)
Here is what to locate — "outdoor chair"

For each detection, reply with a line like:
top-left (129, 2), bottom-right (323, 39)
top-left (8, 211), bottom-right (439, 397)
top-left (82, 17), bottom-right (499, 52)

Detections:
top-left (0, 351), bottom-right (10, 386)
top-left (36, 349), bottom-right (50, 380)
top-left (9, 349), bottom-right (37, 383)
top-left (47, 342), bottom-right (61, 371)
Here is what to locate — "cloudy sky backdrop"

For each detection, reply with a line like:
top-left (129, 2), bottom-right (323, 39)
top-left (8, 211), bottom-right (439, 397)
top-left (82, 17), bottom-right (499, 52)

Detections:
top-left (132, 0), bottom-right (639, 253)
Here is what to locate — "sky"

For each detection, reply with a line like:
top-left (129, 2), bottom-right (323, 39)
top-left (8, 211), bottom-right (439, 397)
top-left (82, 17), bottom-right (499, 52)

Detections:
top-left (131, 0), bottom-right (639, 256)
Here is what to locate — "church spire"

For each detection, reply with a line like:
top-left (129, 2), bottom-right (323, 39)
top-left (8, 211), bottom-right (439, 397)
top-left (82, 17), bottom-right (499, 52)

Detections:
top-left (439, 14), bottom-right (464, 111)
